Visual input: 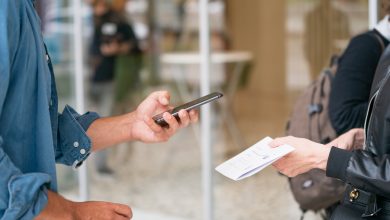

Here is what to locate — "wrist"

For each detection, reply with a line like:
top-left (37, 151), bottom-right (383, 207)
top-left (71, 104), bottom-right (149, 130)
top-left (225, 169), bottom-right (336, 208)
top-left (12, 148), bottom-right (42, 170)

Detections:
top-left (65, 200), bottom-right (77, 220)
top-left (124, 111), bottom-right (138, 142)
top-left (313, 145), bottom-right (331, 170)
top-left (38, 191), bottom-right (75, 220)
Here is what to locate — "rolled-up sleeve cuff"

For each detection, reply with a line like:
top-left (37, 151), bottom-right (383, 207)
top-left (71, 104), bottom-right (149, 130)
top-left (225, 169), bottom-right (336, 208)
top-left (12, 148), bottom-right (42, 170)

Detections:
top-left (326, 147), bottom-right (353, 182)
top-left (4, 173), bottom-right (50, 219)
top-left (75, 112), bottom-right (100, 131)
top-left (57, 105), bottom-right (95, 168)
top-left (0, 143), bottom-right (51, 219)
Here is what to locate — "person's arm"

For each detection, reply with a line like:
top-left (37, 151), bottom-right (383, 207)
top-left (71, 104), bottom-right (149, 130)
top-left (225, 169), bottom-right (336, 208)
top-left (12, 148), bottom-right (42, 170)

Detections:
top-left (86, 91), bottom-right (198, 152)
top-left (270, 135), bottom-right (390, 198)
top-left (326, 148), bottom-right (390, 198)
top-left (0, 142), bottom-right (51, 219)
top-left (55, 91), bottom-right (197, 167)
top-left (329, 33), bottom-right (384, 135)
top-left (326, 128), bottom-right (364, 151)
top-left (269, 136), bottom-right (331, 177)
top-left (55, 106), bottom-right (99, 168)
top-left (36, 190), bottom-right (132, 220)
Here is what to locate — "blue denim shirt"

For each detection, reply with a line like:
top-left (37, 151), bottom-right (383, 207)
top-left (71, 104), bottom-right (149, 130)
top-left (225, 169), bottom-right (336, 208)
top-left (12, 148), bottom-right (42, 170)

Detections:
top-left (0, 1), bottom-right (99, 219)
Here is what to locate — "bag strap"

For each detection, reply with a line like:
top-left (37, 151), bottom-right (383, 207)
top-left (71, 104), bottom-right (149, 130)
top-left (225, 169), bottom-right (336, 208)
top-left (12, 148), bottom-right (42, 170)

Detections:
top-left (319, 70), bottom-right (335, 144)
top-left (308, 86), bottom-right (318, 140)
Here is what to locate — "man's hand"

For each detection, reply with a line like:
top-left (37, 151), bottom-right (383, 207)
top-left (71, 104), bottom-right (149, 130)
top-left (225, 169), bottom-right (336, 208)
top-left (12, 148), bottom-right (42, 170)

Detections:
top-left (269, 136), bottom-right (331, 177)
top-left (36, 191), bottom-right (132, 220)
top-left (87, 91), bottom-right (199, 151)
top-left (130, 91), bottom-right (199, 143)
top-left (326, 128), bottom-right (364, 151)
top-left (72, 201), bottom-right (132, 220)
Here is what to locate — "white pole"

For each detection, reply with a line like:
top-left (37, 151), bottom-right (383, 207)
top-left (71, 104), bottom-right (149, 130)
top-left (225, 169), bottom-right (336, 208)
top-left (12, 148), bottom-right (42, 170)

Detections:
top-left (199, 0), bottom-right (213, 220)
top-left (73, 0), bottom-right (89, 201)
top-left (369, 0), bottom-right (379, 29)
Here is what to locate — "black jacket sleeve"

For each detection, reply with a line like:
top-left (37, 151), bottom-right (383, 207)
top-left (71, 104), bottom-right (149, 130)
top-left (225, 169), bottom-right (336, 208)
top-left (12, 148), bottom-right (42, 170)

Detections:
top-left (329, 31), bottom-right (387, 135)
top-left (327, 147), bottom-right (390, 198)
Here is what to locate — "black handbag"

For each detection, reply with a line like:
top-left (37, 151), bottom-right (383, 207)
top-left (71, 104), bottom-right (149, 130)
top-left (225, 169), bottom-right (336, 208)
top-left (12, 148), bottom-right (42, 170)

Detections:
top-left (331, 185), bottom-right (390, 220)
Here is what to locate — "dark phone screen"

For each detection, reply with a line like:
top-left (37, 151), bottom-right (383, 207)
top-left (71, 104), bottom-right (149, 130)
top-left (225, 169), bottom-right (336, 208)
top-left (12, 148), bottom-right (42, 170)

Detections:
top-left (171, 92), bottom-right (223, 114)
top-left (153, 92), bottom-right (223, 126)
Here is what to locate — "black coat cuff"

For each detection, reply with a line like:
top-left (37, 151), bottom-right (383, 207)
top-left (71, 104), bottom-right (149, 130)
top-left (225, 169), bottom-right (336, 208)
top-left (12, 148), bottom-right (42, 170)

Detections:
top-left (326, 147), bottom-right (353, 182)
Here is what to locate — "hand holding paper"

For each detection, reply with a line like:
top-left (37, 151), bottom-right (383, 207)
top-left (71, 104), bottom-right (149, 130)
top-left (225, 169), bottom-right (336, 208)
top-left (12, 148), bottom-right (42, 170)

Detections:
top-left (215, 137), bottom-right (295, 181)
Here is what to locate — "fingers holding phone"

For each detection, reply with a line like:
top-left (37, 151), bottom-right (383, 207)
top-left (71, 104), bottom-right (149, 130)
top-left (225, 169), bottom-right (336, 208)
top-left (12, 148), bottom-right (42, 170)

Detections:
top-left (139, 110), bottom-right (194, 142)
top-left (162, 112), bottom-right (180, 135)
top-left (152, 92), bottom-right (222, 128)
top-left (159, 109), bottom-right (198, 131)
top-left (177, 109), bottom-right (199, 128)
top-left (132, 92), bottom-right (220, 143)
top-left (189, 110), bottom-right (199, 123)
top-left (177, 110), bottom-right (190, 128)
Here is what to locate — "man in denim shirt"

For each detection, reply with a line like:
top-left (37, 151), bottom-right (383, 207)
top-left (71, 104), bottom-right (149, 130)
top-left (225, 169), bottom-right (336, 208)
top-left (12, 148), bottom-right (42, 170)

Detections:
top-left (0, 1), bottom-right (198, 219)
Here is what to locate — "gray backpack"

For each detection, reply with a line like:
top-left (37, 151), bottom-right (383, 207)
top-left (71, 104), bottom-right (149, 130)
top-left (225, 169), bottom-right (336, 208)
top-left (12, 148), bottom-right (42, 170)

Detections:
top-left (285, 58), bottom-right (345, 212)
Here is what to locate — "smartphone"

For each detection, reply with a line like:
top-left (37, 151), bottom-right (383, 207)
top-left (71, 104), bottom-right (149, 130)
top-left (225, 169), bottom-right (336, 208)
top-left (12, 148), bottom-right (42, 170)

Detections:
top-left (153, 92), bottom-right (223, 127)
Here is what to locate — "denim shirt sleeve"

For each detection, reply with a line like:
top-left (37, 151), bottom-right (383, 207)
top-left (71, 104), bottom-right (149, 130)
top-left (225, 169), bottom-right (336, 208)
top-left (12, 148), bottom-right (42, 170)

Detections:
top-left (56, 105), bottom-right (100, 168)
top-left (0, 139), bottom-right (51, 219)
top-left (0, 2), bottom-right (51, 219)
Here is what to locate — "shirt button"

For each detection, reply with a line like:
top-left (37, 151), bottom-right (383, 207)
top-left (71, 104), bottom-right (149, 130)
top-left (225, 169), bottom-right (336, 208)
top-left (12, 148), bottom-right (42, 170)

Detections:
top-left (80, 149), bottom-right (86, 155)
top-left (46, 54), bottom-right (49, 61)
top-left (73, 141), bottom-right (79, 148)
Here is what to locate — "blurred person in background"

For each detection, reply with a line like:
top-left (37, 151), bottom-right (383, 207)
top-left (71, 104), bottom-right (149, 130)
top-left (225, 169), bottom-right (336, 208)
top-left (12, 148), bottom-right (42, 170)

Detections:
top-left (0, 1), bottom-right (198, 219)
top-left (329, 1), bottom-right (390, 136)
top-left (89, 0), bottom-right (142, 174)
top-left (304, 0), bottom-right (350, 80)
